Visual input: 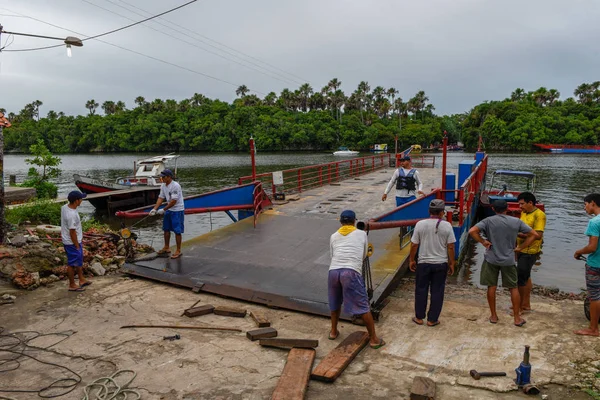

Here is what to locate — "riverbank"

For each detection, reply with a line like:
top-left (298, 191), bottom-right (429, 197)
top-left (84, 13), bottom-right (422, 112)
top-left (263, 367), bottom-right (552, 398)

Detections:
top-left (0, 272), bottom-right (596, 399)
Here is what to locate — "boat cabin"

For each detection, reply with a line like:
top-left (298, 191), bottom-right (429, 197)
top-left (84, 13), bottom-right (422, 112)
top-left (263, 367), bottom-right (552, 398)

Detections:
top-left (480, 170), bottom-right (544, 218)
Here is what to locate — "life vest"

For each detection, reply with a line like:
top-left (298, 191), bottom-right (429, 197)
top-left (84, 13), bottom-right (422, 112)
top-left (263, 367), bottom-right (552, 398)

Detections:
top-left (396, 168), bottom-right (416, 191)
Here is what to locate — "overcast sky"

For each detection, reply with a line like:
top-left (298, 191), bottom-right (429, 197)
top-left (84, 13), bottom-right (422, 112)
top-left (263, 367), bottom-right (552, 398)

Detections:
top-left (1, 0), bottom-right (599, 117)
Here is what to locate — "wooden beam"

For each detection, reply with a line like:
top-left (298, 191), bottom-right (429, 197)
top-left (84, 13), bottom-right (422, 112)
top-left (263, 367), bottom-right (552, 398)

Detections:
top-left (272, 348), bottom-right (315, 400)
top-left (214, 306), bottom-right (247, 318)
top-left (246, 327), bottom-right (277, 341)
top-left (259, 338), bottom-right (318, 349)
top-left (310, 331), bottom-right (369, 382)
top-left (184, 304), bottom-right (214, 317)
top-left (250, 311), bottom-right (270, 327)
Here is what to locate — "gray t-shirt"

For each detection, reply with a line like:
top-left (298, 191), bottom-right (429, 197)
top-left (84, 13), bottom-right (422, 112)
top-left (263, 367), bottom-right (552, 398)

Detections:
top-left (475, 214), bottom-right (532, 266)
top-left (411, 218), bottom-right (456, 264)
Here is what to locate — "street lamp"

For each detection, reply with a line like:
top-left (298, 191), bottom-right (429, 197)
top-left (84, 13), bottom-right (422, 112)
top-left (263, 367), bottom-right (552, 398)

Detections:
top-left (0, 26), bottom-right (83, 243)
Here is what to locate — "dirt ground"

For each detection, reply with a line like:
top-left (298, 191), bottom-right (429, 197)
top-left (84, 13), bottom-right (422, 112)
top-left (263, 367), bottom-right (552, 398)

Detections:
top-left (0, 275), bottom-right (596, 400)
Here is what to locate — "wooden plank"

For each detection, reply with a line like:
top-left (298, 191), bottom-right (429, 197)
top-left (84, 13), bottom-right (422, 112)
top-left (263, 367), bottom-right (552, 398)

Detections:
top-left (250, 311), bottom-right (270, 327)
top-left (310, 331), bottom-right (369, 382)
top-left (184, 304), bottom-right (214, 317)
top-left (246, 327), bottom-right (277, 341)
top-left (259, 338), bottom-right (318, 349)
top-left (214, 306), bottom-right (247, 318)
top-left (410, 376), bottom-right (436, 400)
top-left (272, 348), bottom-right (316, 400)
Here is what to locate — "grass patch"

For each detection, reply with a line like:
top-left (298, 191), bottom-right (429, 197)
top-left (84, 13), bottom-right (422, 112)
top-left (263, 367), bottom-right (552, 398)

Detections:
top-left (585, 388), bottom-right (600, 400)
top-left (6, 200), bottom-right (62, 226)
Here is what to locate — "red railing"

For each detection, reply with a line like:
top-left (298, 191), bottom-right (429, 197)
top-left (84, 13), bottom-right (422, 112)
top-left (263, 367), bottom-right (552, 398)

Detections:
top-left (238, 154), bottom-right (390, 197)
top-left (455, 155), bottom-right (488, 225)
top-left (393, 154), bottom-right (436, 168)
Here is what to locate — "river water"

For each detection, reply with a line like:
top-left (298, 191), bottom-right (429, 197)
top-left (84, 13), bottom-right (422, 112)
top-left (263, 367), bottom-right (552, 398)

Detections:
top-left (5, 151), bottom-right (596, 293)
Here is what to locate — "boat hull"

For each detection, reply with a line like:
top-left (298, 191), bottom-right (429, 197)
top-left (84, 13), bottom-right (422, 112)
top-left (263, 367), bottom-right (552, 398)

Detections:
top-left (74, 174), bottom-right (160, 210)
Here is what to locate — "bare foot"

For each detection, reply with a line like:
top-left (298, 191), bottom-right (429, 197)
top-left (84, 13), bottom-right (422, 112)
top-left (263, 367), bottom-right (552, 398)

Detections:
top-left (489, 316), bottom-right (499, 324)
top-left (574, 328), bottom-right (600, 336)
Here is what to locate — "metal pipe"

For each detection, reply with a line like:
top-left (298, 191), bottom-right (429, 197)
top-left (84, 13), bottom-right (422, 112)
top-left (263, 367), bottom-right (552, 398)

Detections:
top-left (442, 131), bottom-right (448, 195)
top-left (116, 204), bottom-right (254, 218)
top-left (361, 219), bottom-right (425, 231)
top-left (250, 137), bottom-right (256, 181)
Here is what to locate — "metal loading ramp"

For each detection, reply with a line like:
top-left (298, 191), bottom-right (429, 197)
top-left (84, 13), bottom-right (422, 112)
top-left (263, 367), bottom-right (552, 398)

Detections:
top-left (123, 210), bottom-right (410, 320)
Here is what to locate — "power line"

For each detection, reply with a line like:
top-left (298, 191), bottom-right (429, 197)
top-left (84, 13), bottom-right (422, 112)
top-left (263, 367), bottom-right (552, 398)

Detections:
top-left (1, 0), bottom-right (198, 52)
top-left (0, 7), bottom-right (265, 95)
top-left (80, 0), bottom-right (299, 86)
top-left (113, 0), bottom-right (312, 86)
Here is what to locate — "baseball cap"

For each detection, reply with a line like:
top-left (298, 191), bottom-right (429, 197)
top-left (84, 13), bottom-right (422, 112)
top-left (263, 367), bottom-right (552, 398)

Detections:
top-left (429, 199), bottom-right (445, 211)
top-left (340, 210), bottom-right (356, 222)
top-left (492, 199), bottom-right (508, 211)
top-left (160, 169), bottom-right (174, 177)
top-left (67, 191), bottom-right (87, 202)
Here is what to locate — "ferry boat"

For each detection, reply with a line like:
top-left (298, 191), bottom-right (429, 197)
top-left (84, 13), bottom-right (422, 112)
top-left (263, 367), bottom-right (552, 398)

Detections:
top-left (534, 143), bottom-right (600, 154)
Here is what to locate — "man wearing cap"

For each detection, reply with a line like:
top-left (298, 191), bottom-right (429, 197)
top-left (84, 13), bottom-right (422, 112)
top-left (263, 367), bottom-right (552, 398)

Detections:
top-left (382, 156), bottom-right (425, 207)
top-left (409, 199), bottom-right (456, 326)
top-left (61, 191), bottom-right (91, 291)
top-left (328, 210), bottom-right (385, 349)
top-left (149, 169), bottom-right (184, 259)
top-left (469, 200), bottom-right (540, 326)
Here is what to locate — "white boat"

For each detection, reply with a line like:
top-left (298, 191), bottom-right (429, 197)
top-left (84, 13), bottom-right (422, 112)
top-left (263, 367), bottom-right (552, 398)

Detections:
top-left (333, 147), bottom-right (359, 156)
top-left (74, 154), bottom-right (180, 209)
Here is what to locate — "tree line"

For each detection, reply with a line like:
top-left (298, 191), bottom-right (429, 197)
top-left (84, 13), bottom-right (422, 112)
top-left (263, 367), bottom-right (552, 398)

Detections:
top-left (2, 80), bottom-right (600, 153)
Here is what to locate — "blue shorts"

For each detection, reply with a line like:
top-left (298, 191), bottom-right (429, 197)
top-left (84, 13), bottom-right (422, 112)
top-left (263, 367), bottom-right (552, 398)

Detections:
top-left (163, 210), bottom-right (184, 234)
top-left (328, 268), bottom-right (370, 316)
top-left (396, 196), bottom-right (416, 207)
top-left (64, 244), bottom-right (83, 267)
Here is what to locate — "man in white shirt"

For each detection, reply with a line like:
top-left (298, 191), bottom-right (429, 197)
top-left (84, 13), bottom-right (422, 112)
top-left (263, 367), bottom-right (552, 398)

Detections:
top-left (149, 169), bottom-right (185, 259)
top-left (382, 156), bottom-right (425, 207)
top-left (409, 199), bottom-right (456, 326)
top-left (328, 210), bottom-right (385, 349)
top-left (61, 191), bottom-right (91, 292)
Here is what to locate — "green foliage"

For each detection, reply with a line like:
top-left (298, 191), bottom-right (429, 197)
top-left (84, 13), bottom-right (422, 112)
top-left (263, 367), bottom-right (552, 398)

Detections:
top-left (20, 179), bottom-right (58, 199)
top-left (4, 81), bottom-right (600, 153)
top-left (6, 200), bottom-right (62, 226)
top-left (81, 218), bottom-right (109, 232)
top-left (25, 139), bottom-right (62, 180)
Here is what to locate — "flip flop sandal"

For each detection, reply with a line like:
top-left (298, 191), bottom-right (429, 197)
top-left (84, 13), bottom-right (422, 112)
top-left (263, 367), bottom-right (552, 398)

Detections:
top-left (412, 317), bottom-right (424, 325)
top-left (370, 339), bottom-right (386, 349)
top-left (170, 253), bottom-right (182, 259)
top-left (328, 330), bottom-right (340, 340)
top-left (489, 318), bottom-right (498, 324)
top-left (514, 320), bottom-right (527, 327)
top-left (68, 287), bottom-right (85, 292)
top-left (427, 321), bottom-right (440, 327)
top-left (157, 249), bottom-right (171, 255)
top-left (81, 282), bottom-right (92, 287)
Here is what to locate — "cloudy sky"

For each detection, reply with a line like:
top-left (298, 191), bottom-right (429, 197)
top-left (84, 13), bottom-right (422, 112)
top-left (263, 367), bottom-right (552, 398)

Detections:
top-left (1, 0), bottom-right (599, 117)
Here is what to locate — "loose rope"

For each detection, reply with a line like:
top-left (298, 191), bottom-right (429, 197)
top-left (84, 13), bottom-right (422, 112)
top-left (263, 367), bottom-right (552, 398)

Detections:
top-left (82, 370), bottom-right (141, 400)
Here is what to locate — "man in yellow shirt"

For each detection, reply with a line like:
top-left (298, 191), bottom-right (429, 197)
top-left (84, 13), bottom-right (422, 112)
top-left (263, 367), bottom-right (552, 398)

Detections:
top-left (516, 192), bottom-right (546, 314)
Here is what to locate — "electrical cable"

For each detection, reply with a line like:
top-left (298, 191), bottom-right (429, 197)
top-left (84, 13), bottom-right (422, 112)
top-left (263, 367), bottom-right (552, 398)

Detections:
top-left (0, 327), bottom-right (82, 398)
top-left (0, 7), bottom-right (264, 94)
top-left (102, 0), bottom-right (307, 86)
top-left (2, 0), bottom-right (198, 52)
top-left (115, 0), bottom-right (312, 85)
top-left (81, 0), bottom-right (300, 86)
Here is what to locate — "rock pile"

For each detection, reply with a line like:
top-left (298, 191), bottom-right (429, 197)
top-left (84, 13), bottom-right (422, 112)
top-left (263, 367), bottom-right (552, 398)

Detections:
top-left (0, 226), bottom-right (154, 290)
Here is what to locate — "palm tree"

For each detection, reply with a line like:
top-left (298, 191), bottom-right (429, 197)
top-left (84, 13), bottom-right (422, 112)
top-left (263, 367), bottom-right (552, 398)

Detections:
top-left (574, 83), bottom-right (593, 104)
top-left (134, 96), bottom-right (146, 108)
top-left (102, 101), bottom-right (116, 115)
top-left (85, 99), bottom-right (99, 115)
top-left (263, 92), bottom-right (277, 106)
top-left (356, 81), bottom-right (371, 124)
top-left (57, 111), bottom-right (65, 118)
top-left (236, 85), bottom-right (249, 98)
top-left (328, 78), bottom-right (341, 91)
top-left (298, 83), bottom-right (313, 112)
top-left (309, 92), bottom-right (326, 111)
top-left (32, 100), bottom-right (43, 120)
top-left (7, 112), bottom-right (15, 121)
top-left (532, 87), bottom-right (549, 106)
top-left (394, 98), bottom-right (405, 129)
top-left (510, 88), bottom-right (526, 102)
top-left (46, 110), bottom-right (58, 120)
top-left (547, 89), bottom-right (560, 105)
top-left (190, 93), bottom-right (206, 107)
top-left (115, 101), bottom-right (126, 113)
top-left (387, 87), bottom-right (398, 117)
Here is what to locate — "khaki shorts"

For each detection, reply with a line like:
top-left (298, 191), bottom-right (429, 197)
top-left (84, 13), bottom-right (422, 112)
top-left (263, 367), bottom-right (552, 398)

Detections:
top-left (480, 260), bottom-right (518, 288)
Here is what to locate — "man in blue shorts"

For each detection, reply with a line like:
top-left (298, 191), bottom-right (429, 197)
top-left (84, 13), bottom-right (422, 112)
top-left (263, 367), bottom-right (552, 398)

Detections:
top-left (150, 169), bottom-right (185, 259)
top-left (328, 210), bottom-right (385, 349)
top-left (382, 156), bottom-right (425, 207)
top-left (61, 190), bottom-right (91, 292)
top-left (574, 193), bottom-right (600, 336)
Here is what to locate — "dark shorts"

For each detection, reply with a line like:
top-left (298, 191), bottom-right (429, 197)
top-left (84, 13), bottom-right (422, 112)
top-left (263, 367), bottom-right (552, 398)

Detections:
top-left (328, 268), bottom-right (370, 316)
top-left (517, 253), bottom-right (538, 287)
top-left (163, 210), bottom-right (184, 234)
top-left (396, 196), bottom-right (416, 207)
top-left (585, 264), bottom-right (600, 301)
top-left (64, 244), bottom-right (83, 267)
top-left (480, 260), bottom-right (517, 288)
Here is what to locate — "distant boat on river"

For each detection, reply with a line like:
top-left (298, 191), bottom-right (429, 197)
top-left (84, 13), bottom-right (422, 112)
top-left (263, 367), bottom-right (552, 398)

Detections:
top-left (534, 144), bottom-right (600, 154)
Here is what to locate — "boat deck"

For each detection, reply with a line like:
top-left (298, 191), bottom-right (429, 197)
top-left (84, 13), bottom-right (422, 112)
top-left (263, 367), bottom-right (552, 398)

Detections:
top-left (123, 166), bottom-right (445, 319)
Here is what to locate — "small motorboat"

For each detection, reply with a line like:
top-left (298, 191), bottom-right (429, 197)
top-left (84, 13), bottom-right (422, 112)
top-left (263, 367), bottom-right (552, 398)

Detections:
top-left (333, 147), bottom-right (359, 156)
top-left (479, 170), bottom-right (545, 218)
